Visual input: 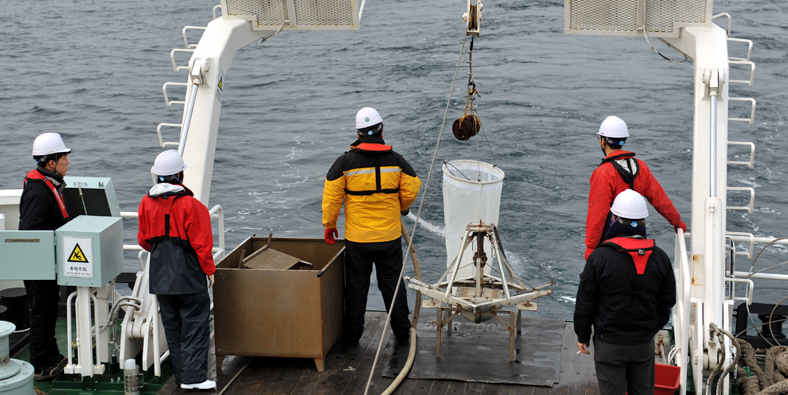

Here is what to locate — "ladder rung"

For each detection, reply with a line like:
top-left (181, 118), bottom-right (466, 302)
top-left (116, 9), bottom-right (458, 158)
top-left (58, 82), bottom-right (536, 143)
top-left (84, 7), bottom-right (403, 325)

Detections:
top-left (712, 13), bottom-right (732, 37)
top-left (726, 232), bottom-right (754, 259)
top-left (162, 82), bottom-right (188, 107)
top-left (727, 187), bottom-right (755, 213)
top-left (157, 123), bottom-right (182, 148)
top-left (170, 48), bottom-right (195, 72)
top-left (727, 38), bottom-right (753, 62)
top-left (182, 26), bottom-right (207, 50)
top-left (729, 60), bottom-right (755, 87)
top-left (728, 97), bottom-right (756, 124)
top-left (727, 141), bottom-right (755, 169)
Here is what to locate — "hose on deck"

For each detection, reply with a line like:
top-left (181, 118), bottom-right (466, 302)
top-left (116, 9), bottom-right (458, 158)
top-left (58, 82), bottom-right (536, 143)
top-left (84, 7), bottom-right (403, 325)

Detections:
top-left (381, 219), bottom-right (422, 395)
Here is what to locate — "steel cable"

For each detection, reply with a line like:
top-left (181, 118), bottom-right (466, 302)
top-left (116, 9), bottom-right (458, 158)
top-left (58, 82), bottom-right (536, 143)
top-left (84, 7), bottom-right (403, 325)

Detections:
top-left (363, 35), bottom-right (469, 395)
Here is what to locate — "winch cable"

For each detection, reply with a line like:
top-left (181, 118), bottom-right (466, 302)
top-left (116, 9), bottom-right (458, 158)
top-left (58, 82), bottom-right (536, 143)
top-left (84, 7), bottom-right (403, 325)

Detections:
top-left (447, 36), bottom-right (497, 167)
top-left (363, 34), bottom-right (468, 395)
top-left (465, 37), bottom-right (496, 168)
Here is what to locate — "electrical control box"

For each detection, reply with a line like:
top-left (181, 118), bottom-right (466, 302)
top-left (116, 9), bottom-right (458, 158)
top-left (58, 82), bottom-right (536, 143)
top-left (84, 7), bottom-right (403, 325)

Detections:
top-left (0, 176), bottom-right (123, 284)
top-left (0, 230), bottom-right (57, 280)
top-left (56, 216), bottom-right (123, 287)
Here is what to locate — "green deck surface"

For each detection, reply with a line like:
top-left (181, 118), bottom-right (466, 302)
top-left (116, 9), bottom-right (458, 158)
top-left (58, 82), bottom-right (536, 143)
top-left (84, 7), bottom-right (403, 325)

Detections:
top-left (13, 318), bottom-right (171, 395)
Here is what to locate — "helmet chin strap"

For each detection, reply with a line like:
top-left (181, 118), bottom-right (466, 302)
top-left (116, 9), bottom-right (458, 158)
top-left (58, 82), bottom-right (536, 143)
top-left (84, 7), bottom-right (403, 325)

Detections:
top-left (48, 154), bottom-right (62, 176)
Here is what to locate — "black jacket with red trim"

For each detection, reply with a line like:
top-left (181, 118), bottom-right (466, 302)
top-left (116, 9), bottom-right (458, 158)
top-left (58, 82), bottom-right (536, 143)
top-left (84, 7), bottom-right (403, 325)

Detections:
top-left (573, 236), bottom-right (676, 345)
top-left (19, 168), bottom-right (71, 231)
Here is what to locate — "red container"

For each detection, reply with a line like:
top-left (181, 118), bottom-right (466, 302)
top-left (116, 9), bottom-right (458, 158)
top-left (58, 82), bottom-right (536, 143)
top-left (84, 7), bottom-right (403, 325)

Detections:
top-left (655, 363), bottom-right (681, 395)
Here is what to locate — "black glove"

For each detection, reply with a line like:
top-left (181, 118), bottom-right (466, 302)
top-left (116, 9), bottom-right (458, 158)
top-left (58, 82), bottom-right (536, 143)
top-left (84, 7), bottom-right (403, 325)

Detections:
top-left (401, 209), bottom-right (409, 216)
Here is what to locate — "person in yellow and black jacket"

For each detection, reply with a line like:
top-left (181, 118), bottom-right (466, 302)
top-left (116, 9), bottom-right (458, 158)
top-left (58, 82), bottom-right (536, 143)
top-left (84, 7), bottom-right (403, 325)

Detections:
top-left (322, 107), bottom-right (422, 348)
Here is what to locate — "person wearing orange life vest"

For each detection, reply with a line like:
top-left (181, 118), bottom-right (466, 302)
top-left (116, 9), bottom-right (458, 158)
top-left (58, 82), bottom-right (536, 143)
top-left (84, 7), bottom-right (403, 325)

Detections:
top-left (585, 115), bottom-right (686, 260)
top-left (574, 189), bottom-right (676, 395)
top-left (19, 133), bottom-right (72, 381)
top-left (322, 107), bottom-right (422, 348)
top-left (137, 150), bottom-right (216, 391)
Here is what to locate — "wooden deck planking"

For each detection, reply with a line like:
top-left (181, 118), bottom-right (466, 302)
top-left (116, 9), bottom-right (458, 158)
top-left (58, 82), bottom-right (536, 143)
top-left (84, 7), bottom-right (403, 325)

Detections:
top-left (462, 382), bottom-right (484, 395)
top-left (156, 313), bottom-right (598, 395)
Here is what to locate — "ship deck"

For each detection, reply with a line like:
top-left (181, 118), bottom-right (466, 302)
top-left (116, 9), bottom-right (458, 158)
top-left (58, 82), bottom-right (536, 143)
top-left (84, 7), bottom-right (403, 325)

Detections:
top-left (157, 312), bottom-right (599, 395)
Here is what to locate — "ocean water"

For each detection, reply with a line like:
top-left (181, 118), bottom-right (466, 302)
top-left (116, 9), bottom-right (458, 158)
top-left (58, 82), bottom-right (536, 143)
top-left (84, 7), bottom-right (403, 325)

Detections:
top-left (1, 0), bottom-right (786, 319)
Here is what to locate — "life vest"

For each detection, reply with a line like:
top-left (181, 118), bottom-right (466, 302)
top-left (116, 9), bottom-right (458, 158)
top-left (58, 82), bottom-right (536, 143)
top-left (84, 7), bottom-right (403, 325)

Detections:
top-left (344, 142), bottom-right (400, 196)
top-left (599, 237), bottom-right (655, 275)
top-left (600, 152), bottom-right (639, 189)
top-left (24, 169), bottom-right (69, 219)
top-left (352, 142), bottom-right (392, 152)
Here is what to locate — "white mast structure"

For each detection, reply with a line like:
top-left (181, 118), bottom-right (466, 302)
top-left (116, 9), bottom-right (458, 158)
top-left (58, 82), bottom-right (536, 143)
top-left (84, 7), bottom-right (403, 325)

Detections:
top-left (120, 0), bottom-right (363, 376)
top-left (566, 1), bottom-right (758, 394)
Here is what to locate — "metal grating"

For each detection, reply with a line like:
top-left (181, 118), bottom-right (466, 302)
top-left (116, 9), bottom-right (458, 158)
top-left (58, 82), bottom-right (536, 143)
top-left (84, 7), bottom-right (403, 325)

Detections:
top-left (565, 0), bottom-right (712, 37)
top-left (223, 0), bottom-right (359, 31)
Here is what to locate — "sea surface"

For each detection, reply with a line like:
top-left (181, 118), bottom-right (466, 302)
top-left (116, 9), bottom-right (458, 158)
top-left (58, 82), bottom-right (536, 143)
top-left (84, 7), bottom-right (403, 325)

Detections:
top-left (1, 0), bottom-right (786, 319)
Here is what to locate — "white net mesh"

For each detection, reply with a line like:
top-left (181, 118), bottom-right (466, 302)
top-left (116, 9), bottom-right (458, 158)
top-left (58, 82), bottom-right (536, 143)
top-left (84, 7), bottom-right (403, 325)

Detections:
top-left (223, 0), bottom-right (359, 31)
top-left (565, 0), bottom-right (711, 37)
top-left (442, 160), bottom-right (505, 279)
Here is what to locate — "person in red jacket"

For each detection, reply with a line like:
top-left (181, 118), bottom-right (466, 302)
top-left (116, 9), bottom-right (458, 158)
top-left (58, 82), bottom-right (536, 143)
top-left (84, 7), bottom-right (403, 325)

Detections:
top-left (585, 116), bottom-right (686, 260)
top-left (137, 150), bottom-right (216, 391)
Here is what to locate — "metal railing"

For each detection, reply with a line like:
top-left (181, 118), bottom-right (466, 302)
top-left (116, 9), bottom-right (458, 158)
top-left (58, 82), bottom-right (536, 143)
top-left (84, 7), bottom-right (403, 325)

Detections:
top-left (119, 205), bottom-right (225, 266)
top-left (673, 229), bottom-right (691, 395)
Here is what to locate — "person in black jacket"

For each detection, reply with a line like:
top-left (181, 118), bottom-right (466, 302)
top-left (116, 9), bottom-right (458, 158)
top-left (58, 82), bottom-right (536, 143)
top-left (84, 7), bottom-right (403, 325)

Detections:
top-left (574, 189), bottom-right (676, 395)
top-left (19, 132), bottom-right (72, 381)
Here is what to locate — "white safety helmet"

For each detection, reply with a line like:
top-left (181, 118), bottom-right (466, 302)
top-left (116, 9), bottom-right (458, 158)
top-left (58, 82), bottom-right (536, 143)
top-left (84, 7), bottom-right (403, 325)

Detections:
top-left (610, 189), bottom-right (649, 219)
top-left (32, 133), bottom-right (71, 156)
top-left (597, 116), bottom-right (630, 138)
top-left (355, 107), bottom-right (383, 130)
top-left (151, 149), bottom-right (188, 176)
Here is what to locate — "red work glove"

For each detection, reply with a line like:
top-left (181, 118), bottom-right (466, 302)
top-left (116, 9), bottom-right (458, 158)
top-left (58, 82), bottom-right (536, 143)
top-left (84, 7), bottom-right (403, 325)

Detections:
top-left (324, 228), bottom-right (338, 245)
top-left (674, 220), bottom-right (687, 233)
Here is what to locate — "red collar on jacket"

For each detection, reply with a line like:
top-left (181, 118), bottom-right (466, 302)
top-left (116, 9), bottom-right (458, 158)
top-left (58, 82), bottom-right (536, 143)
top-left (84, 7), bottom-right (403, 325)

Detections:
top-left (353, 142), bottom-right (392, 152)
top-left (602, 150), bottom-right (635, 163)
top-left (600, 237), bottom-right (655, 274)
top-left (350, 137), bottom-right (392, 153)
top-left (24, 169), bottom-right (69, 219)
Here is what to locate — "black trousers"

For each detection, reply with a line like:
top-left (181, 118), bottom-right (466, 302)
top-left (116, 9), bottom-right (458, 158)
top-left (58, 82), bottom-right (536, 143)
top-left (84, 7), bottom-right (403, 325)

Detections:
top-left (158, 291), bottom-right (210, 385)
top-left (593, 338), bottom-right (655, 395)
top-left (344, 239), bottom-right (410, 342)
top-left (24, 280), bottom-right (60, 370)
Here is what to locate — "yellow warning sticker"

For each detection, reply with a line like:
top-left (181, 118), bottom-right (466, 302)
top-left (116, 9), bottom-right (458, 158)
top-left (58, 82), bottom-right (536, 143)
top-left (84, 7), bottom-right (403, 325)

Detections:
top-left (215, 68), bottom-right (224, 103)
top-left (63, 236), bottom-right (93, 278)
top-left (68, 244), bottom-right (88, 263)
